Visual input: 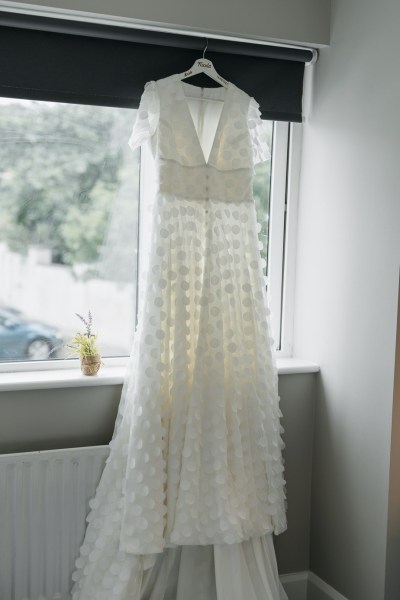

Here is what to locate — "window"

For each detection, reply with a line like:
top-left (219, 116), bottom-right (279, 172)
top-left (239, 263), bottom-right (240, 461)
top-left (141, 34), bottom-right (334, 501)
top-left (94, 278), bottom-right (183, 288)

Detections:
top-left (0, 99), bottom-right (140, 362)
top-left (0, 97), bottom-right (295, 368)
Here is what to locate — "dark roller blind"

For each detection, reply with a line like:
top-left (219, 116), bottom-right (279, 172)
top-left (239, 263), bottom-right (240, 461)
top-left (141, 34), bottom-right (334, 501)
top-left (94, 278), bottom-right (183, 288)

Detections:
top-left (0, 13), bottom-right (313, 122)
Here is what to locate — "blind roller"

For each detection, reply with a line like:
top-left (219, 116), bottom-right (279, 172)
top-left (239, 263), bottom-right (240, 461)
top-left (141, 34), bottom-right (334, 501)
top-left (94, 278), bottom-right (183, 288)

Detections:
top-left (0, 13), bottom-right (312, 122)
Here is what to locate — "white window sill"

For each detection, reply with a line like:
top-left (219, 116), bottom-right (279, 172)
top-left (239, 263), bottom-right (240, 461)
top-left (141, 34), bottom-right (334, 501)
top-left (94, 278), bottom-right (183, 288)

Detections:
top-left (0, 359), bottom-right (319, 392)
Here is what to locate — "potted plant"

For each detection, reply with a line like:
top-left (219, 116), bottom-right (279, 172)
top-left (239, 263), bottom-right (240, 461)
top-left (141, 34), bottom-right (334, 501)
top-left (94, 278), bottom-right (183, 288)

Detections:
top-left (67, 311), bottom-right (102, 376)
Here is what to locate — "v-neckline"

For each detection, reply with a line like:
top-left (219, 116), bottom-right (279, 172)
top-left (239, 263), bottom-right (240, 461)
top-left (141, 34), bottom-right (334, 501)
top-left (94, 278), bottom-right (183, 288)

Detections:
top-left (175, 76), bottom-right (231, 165)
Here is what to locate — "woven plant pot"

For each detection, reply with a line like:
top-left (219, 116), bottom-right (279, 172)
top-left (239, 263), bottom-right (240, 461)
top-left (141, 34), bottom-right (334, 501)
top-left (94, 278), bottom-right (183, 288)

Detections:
top-left (80, 354), bottom-right (101, 376)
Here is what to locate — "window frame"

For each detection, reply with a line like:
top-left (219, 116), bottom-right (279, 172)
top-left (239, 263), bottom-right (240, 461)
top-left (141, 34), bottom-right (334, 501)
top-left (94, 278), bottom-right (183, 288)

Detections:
top-left (278, 122), bottom-right (302, 358)
top-left (267, 121), bottom-right (301, 358)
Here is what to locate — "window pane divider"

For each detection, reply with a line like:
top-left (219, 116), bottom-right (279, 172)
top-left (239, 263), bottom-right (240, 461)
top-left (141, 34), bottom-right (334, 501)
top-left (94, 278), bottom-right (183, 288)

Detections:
top-left (268, 121), bottom-right (289, 351)
top-left (278, 122), bottom-right (302, 358)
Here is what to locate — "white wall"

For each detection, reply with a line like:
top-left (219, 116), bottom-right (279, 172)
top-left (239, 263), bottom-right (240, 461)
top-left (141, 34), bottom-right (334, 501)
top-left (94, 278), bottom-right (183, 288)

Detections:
top-left (294, 0), bottom-right (400, 598)
top-left (1, 0), bottom-right (331, 46)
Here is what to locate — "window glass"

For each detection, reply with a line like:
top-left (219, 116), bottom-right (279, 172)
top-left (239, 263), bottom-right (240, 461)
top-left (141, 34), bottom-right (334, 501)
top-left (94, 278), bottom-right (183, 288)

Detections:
top-left (0, 99), bottom-right (273, 363)
top-left (0, 99), bottom-right (140, 361)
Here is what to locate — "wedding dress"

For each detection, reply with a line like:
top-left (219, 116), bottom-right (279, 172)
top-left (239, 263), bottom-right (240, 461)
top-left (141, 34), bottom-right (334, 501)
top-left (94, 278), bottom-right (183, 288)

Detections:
top-left (71, 74), bottom-right (287, 600)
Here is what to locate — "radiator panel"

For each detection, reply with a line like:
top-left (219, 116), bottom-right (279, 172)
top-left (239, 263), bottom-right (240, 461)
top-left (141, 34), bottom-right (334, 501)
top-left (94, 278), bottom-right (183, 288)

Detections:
top-left (0, 446), bottom-right (109, 600)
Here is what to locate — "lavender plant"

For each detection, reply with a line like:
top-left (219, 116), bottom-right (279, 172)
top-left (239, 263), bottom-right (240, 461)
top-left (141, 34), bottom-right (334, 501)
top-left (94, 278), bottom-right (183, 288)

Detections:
top-left (67, 311), bottom-right (100, 357)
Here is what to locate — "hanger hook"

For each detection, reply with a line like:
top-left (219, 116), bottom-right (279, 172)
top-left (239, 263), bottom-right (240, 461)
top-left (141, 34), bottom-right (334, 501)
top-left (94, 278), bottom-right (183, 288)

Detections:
top-left (203, 38), bottom-right (209, 59)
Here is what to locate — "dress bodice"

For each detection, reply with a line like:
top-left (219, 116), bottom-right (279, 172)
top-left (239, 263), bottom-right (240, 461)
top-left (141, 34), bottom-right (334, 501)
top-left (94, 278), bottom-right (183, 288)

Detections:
top-left (129, 75), bottom-right (270, 202)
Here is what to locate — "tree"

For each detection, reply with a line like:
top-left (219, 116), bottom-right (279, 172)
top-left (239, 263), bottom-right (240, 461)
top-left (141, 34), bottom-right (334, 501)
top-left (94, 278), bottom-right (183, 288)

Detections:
top-left (0, 99), bottom-right (139, 270)
top-left (0, 98), bottom-right (271, 278)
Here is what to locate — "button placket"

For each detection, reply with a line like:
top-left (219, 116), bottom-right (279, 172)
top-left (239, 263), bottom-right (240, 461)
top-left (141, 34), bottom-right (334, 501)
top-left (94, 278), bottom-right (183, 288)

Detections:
top-left (205, 170), bottom-right (210, 214)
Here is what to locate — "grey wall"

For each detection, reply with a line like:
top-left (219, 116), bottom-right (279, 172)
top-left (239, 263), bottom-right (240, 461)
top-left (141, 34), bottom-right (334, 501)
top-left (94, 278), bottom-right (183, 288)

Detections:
top-left (0, 373), bottom-right (316, 575)
top-left (294, 0), bottom-right (400, 598)
top-left (274, 374), bottom-right (316, 575)
top-left (3, 0), bottom-right (331, 46)
top-left (0, 384), bottom-right (121, 454)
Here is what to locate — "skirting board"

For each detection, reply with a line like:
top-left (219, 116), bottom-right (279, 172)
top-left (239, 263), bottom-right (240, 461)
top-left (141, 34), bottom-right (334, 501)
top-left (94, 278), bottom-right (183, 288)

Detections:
top-left (280, 571), bottom-right (349, 600)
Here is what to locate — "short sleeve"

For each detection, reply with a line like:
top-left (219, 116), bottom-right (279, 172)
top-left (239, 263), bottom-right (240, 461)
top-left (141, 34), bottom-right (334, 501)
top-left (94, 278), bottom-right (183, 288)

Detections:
top-left (248, 97), bottom-right (271, 165)
top-left (128, 81), bottom-right (160, 151)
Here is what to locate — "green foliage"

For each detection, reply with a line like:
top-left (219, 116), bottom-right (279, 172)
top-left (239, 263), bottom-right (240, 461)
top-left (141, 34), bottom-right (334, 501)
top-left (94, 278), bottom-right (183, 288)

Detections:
top-left (60, 185), bottom-right (110, 264)
top-left (0, 99), bottom-right (137, 266)
top-left (0, 98), bottom-right (271, 280)
top-left (67, 332), bottom-right (100, 357)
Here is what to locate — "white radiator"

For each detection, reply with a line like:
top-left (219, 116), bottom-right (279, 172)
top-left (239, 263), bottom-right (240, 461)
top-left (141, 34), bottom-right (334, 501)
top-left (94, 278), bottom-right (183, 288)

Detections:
top-left (0, 446), bottom-right (109, 600)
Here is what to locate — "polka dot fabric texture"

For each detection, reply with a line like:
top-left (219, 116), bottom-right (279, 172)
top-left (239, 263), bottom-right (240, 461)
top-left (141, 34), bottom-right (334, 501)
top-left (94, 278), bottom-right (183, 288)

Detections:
top-left (71, 74), bottom-right (287, 600)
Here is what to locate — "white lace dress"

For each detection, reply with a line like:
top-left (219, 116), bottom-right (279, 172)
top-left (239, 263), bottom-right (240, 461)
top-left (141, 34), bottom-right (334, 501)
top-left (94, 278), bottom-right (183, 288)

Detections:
top-left (71, 74), bottom-right (287, 600)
